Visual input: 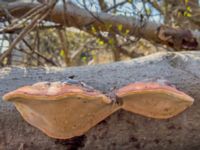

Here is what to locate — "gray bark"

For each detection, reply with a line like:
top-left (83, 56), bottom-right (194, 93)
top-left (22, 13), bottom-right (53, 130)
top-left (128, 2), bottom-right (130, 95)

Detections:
top-left (1, 51), bottom-right (200, 150)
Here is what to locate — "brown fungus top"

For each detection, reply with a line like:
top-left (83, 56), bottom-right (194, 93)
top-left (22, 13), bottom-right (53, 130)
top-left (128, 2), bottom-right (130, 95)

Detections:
top-left (3, 81), bottom-right (111, 104)
top-left (116, 82), bottom-right (194, 102)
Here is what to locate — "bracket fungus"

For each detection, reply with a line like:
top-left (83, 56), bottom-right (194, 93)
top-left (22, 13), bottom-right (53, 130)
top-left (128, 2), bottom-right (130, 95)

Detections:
top-left (3, 81), bottom-right (119, 139)
top-left (3, 80), bottom-right (194, 139)
top-left (116, 82), bottom-right (194, 119)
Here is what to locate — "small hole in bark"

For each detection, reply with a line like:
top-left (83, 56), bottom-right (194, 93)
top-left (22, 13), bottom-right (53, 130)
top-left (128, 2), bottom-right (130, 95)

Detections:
top-left (168, 140), bottom-right (173, 144)
top-left (135, 143), bottom-right (141, 149)
top-left (54, 135), bottom-right (86, 150)
top-left (68, 75), bottom-right (75, 79)
top-left (130, 136), bottom-right (138, 142)
top-left (154, 139), bottom-right (160, 144)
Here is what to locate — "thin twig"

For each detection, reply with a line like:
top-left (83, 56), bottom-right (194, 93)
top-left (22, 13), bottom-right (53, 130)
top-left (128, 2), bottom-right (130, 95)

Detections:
top-left (0, 6), bottom-right (51, 62)
top-left (22, 39), bottom-right (58, 66)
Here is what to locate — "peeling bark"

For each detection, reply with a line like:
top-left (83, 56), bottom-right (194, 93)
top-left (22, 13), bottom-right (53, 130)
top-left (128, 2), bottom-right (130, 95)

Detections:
top-left (1, 52), bottom-right (200, 149)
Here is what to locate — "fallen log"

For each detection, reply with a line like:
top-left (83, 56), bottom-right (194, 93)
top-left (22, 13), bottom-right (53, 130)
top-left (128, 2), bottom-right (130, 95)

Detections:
top-left (1, 51), bottom-right (200, 150)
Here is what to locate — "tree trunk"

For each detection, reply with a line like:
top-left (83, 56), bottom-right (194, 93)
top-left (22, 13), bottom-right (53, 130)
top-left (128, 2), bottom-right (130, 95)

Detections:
top-left (1, 51), bottom-right (200, 150)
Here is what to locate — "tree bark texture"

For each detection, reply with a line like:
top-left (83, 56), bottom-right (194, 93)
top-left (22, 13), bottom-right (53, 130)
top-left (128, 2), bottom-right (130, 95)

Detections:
top-left (1, 51), bottom-right (200, 150)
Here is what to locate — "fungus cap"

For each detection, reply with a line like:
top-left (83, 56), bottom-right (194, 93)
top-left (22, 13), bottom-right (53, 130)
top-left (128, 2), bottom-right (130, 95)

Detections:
top-left (3, 81), bottom-right (119, 139)
top-left (116, 82), bottom-right (194, 119)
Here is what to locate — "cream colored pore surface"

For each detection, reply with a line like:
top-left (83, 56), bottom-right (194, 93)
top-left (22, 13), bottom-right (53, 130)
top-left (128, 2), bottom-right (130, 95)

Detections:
top-left (14, 97), bottom-right (119, 139)
top-left (121, 91), bottom-right (193, 119)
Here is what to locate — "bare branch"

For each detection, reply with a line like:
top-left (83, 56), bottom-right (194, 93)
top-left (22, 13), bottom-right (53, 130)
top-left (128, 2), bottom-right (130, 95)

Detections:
top-left (0, 2), bottom-right (199, 50)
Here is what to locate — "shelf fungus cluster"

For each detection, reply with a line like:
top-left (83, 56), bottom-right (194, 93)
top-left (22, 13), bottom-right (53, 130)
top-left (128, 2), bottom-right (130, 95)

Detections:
top-left (3, 80), bottom-right (194, 139)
